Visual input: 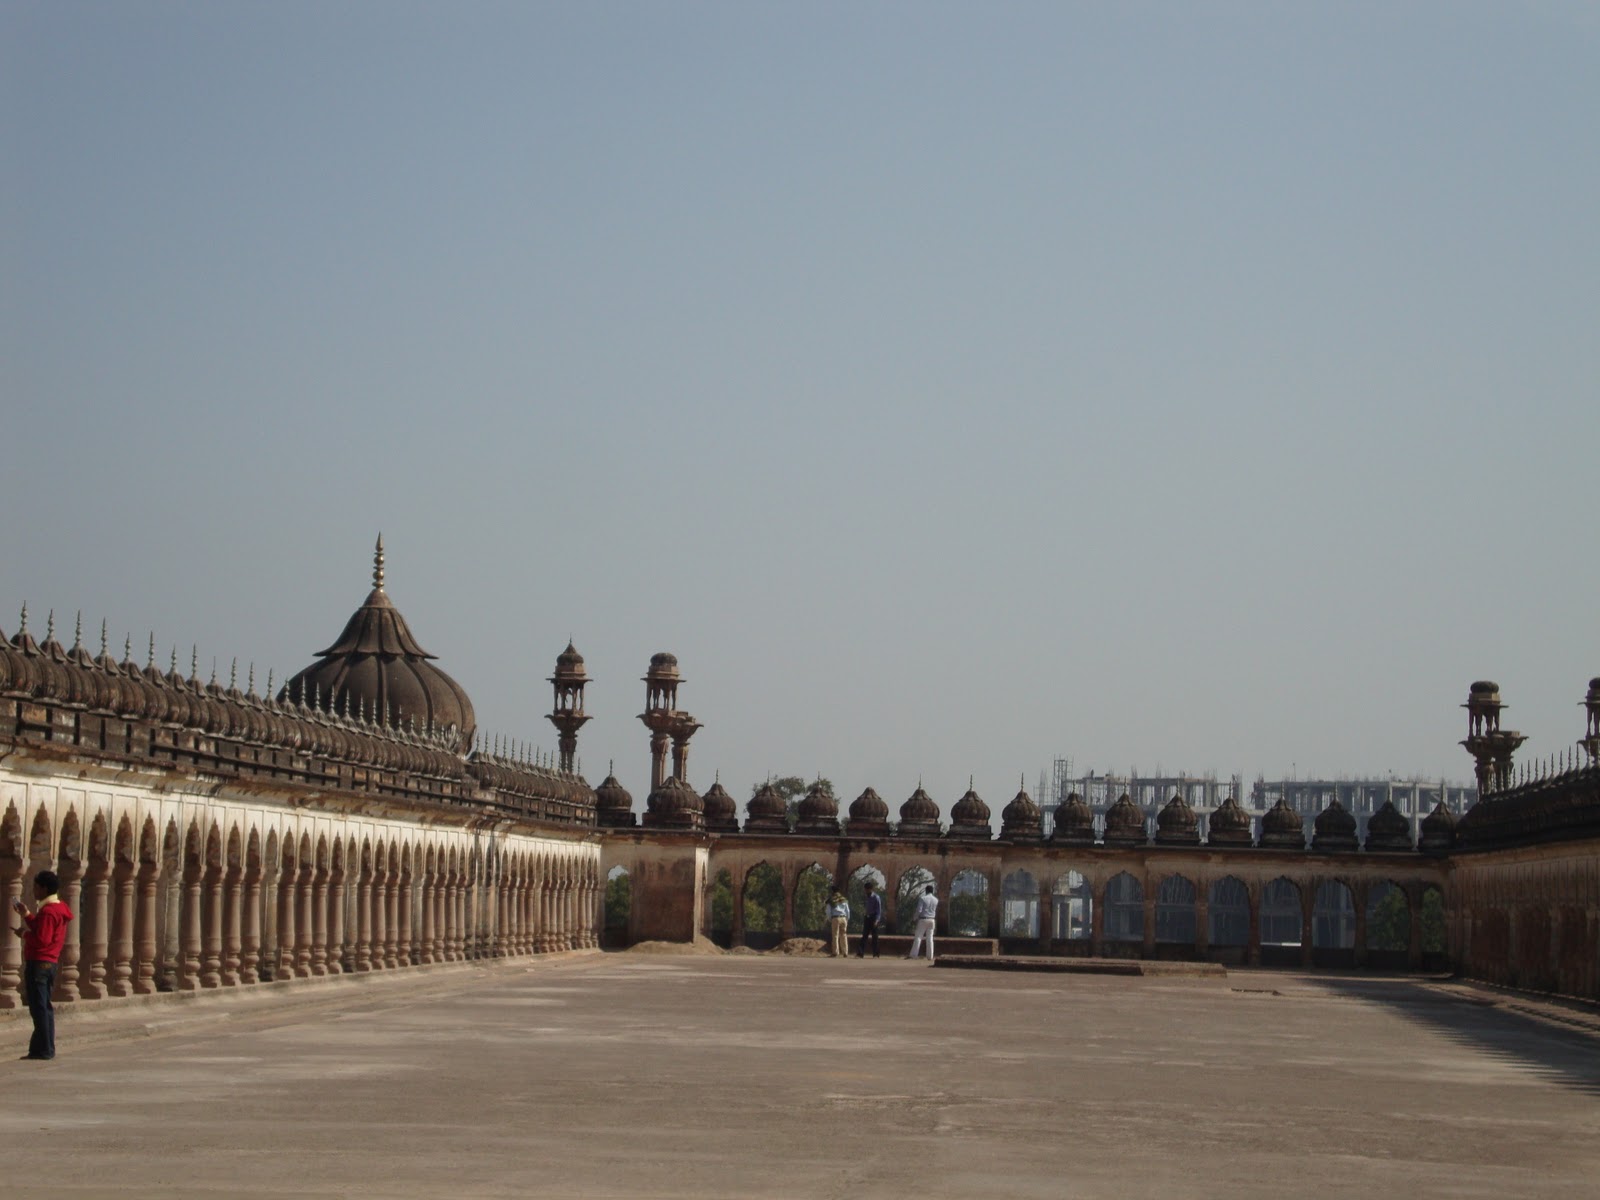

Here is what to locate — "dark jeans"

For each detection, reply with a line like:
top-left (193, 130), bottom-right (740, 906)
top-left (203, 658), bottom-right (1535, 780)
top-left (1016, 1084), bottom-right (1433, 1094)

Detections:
top-left (24, 961), bottom-right (56, 1059)
top-left (857, 916), bottom-right (881, 958)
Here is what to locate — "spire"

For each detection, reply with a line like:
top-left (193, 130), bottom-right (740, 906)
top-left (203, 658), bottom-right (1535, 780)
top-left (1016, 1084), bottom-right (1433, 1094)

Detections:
top-left (100, 619), bottom-right (108, 657)
top-left (16, 604), bottom-right (25, 634)
top-left (373, 533), bottom-right (386, 592)
top-left (45, 609), bottom-right (55, 641)
top-left (71, 612), bottom-right (83, 651)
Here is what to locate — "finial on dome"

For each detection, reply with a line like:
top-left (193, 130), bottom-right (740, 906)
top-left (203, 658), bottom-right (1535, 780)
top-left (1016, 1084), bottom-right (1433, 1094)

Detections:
top-left (247, 664), bottom-right (255, 695)
top-left (190, 645), bottom-right (199, 679)
top-left (71, 611), bottom-right (83, 650)
top-left (209, 657), bottom-right (218, 687)
top-left (373, 533), bottom-right (386, 591)
top-left (45, 609), bottom-right (55, 641)
top-left (229, 659), bottom-right (237, 690)
top-left (123, 635), bottom-right (132, 661)
top-left (16, 603), bottom-right (25, 634)
top-left (265, 668), bottom-right (274, 697)
top-left (147, 634), bottom-right (155, 668)
top-left (170, 647), bottom-right (178, 674)
top-left (100, 619), bottom-right (108, 656)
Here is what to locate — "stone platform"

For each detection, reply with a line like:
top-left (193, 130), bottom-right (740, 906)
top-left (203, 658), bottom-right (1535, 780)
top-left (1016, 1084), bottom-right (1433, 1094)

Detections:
top-left (2, 953), bottom-right (1598, 1198)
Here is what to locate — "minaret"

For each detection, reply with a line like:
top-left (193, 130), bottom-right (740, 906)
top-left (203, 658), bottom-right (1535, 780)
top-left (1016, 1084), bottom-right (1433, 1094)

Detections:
top-left (1581, 677), bottom-right (1600, 765)
top-left (639, 652), bottom-right (702, 789)
top-left (1460, 681), bottom-right (1527, 794)
top-left (546, 641), bottom-right (591, 772)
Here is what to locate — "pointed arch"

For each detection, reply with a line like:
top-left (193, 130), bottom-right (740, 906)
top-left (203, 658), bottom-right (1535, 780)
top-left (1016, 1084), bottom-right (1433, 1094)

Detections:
top-left (88, 812), bottom-right (110, 867)
top-left (1208, 876), bottom-right (1250, 947)
top-left (28, 806), bottom-right (54, 863)
top-left (58, 808), bottom-right (82, 866)
top-left (114, 815), bottom-right (136, 867)
top-left (1104, 871), bottom-right (1143, 942)
top-left (0, 802), bottom-right (22, 860)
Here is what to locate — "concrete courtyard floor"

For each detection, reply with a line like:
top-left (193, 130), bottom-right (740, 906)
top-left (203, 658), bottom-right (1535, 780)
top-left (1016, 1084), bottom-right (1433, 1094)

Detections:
top-left (3, 953), bottom-right (1600, 1199)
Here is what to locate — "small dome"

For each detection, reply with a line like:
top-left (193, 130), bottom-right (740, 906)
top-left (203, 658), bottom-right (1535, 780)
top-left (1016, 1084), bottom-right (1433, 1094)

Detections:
top-left (1102, 794), bottom-right (1147, 846)
top-left (744, 782), bottom-right (790, 834)
top-left (596, 771), bottom-right (636, 828)
top-left (1207, 795), bottom-right (1254, 846)
top-left (646, 652), bottom-right (680, 679)
top-left (1258, 798), bottom-right (1306, 850)
top-left (1364, 799), bottom-right (1412, 851)
top-left (898, 786), bottom-right (942, 836)
top-left (1154, 792), bottom-right (1200, 845)
top-left (796, 781), bottom-right (841, 834)
top-left (1000, 785), bottom-right (1043, 842)
top-left (1470, 680), bottom-right (1500, 696)
top-left (552, 641), bottom-right (587, 680)
top-left (642, 776), bottom-right (703, 831)
top-left (1312, 797), bottom-right (1360, 852)
top-left (947, 784), bottom-right (992, 840)
top-left (1419, 800), bottom-right (1458, 851)
top-left (846, 787), bottom-right (891, 836)
top-left (702, 780), bottom-right (738, 832)
top-left (1051, 792), bottom-right (1095, 844)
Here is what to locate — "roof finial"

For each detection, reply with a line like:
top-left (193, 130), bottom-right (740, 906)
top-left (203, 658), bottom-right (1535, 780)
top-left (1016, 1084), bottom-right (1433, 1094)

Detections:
top-left (123, 635), bottom-right (132, 661)
top-left (265, 668), bottom-right (274, 698)
top-left (16, 603), bottom-right (25, 634)
top-left (373, 533), bottom-right (386, 591)
top-left (72, 611), bottom-right (83, 650)
top-left (45, 609), bottom-right (55, 641)
top-left (229, 658), bottom-right (238, 690)
top-left (100, 619), bottom-right (109, 657)
top-left (147, 633), bottom-right (155, 668)
top-left (247, 663), bottom-right (256, 696)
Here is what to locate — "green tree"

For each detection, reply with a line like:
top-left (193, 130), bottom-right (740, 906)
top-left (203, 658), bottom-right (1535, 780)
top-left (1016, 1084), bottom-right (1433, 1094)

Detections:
top-left (896, 867), bottom-right (935, 934)
top-left (1421, 887), bottom-right (1445, 954)
top-left (794, 864), bottom-right (832, 933)
top-left (1367, 886), bottom-right (1409, 952)
top-left (604, 870), bottom-right (631, 930)
top-left (710, 869), bottom-right (733, 934)
top-left (743, 863), bottom-right (784, 933)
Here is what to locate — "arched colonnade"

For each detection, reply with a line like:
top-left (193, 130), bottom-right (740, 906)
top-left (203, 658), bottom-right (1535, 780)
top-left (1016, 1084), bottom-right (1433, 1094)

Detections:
top-left (0, 782), bottom-right (601, 1009)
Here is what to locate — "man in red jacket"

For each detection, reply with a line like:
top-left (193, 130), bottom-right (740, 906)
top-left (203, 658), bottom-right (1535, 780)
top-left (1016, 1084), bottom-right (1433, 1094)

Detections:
top-left (12, 869), bottom-right (73, 1061)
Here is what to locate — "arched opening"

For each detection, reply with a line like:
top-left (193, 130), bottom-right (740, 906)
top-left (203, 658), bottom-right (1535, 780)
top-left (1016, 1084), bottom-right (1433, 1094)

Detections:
top-left (794, 863), bottom-right (833, 937)
top-left (603, 866), bottom-right (631, 947)
top-left (1208, 877), bottom-right (1250, 954)
top-left (1001, 870), bottom-right (1039, 940)
top-left (1052, 871), bottom-right (1091, 944)
top-left (1365, 881), bottom-right (1409, 962)
top-left (1154, 875), bottom-right (1196, 948)
top-left (847, 865), bottom-right (885, 934)
top-left (709, 869), bottom-right (734, 944)
top-left (1105, 872), bottom-right (1143, 944)
top-left (895, 867), bottom-right (935, 934)
top-left (949, 869), bottom-right (988, 937)
top-left (1312, 880), bottom-right (1356, 963)
top-left (742, 863), bottom-right (784, 947)
top-left (1260, 877), bottom-right (1302, 965)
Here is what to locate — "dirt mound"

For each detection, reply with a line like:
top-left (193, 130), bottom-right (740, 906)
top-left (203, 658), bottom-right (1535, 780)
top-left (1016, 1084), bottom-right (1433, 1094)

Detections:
top-left (626, 936), bottom-right (726, 956)
top-left (773, 938), bottom-right (828, 956)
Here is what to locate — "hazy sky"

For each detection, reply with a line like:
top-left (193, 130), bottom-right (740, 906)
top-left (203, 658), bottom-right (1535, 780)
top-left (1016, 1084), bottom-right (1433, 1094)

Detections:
top-left (3, 3), bottom-right (1596, 813)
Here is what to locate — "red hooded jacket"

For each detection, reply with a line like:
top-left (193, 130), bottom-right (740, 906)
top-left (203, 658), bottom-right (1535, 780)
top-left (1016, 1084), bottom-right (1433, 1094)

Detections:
top-left (22, 898), bottom-right (73, 963)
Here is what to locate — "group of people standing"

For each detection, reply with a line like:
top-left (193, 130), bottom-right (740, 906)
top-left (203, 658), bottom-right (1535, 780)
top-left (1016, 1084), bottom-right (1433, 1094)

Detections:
top-left (823, 881), bottom-right (939, 962)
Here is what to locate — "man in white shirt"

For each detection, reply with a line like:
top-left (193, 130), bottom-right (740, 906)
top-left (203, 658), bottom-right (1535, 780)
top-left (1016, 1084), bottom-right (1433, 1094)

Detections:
top-left (906, 884), bottom-right (938, 962)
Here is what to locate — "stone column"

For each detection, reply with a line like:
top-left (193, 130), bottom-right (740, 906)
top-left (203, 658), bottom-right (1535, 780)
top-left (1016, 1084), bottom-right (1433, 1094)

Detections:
top-left (445, 870), bottom-right (461, 961)
top-left (1195, 888), bottom-right (1210, 960)
top-left (1036, 880), bottom-right (1053, 954)
top-left (134, 859), bottom-right (160, 994)
top-left (309, 865), bottom-right (328, 977)
top-left (372, 867), bottom-right (390, 970)
top-left (0, 850), bottom-right (23, 1008)
top-left (80, 860), bottom-right (112, 999)
top-left (1246, 887), bottom-right (1261, 967)
top-left (1300, 885), bottom-right (1315, 968)
top-left (109, 860), bottom-right (135, 996)
top-left (383, 871), bottom-right (400, 969)
top-left (221, 863), bottom-right (242, 987)
top-left (326, 865), bottom-right (345, 975)
top-left (1142, 880), bottom-right (1157, 957)
top-left (179, 862), bottom-right (203, 990)
top-left (275, 857), bottom-right (297, 983)
top-left (986, 872), bottom-right (1002, 940)
top-left (294, 863), bottom-right (314, 978)
top-left (56, 858), bottom-right (83, 1000)
top-left (200, 861), bottom-right (224, 988)
top-left (418, 869), bottom-right (435, 964)
top-left (430, 870), bottom-right (445, 962)
top-left (355, 866), bottom-right (373, 971)
top-left (397, 868), bottom-right (413, 967)
top-left (240, 862), bottom-right (261, 985)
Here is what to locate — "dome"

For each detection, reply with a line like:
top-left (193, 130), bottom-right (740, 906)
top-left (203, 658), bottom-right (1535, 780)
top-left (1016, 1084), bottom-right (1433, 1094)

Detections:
top-left (595, 768), bottom-right (636, 828)
top-left (1312, 797), bottom-right (1360, 852)
top-left (1154, 792), bottom-right (1200, 846)
top-left (795, 781), bottom-right (841, 834)
top-left (1259, 798), bottom-right (1306, 850)
top-left (846, 787), bottom-right (891, 837)
top-left (552, 641), bottom-right (587, 681)
top-left (1206, 795), bottom-right (1254, 847)
top-left (281, 538), bottom-right (476, 753)
top-left (947, 783), bottom-right (992, 840)
top-left (702, 779), bottom-right (739, 833)
top-left (744, 781), bottom-right (790, 834)
top-left (1364, 799), bottom-right (1413, 851)
top-left (1000, 784), bottom-right (1043, 842)
top-left (1102, 794), bottom-right (1147, 846)
top-left (898, 786), bottom-right (942, 838)
top-left (646, 652), bottom-right (680, 680)
top-left (642, 776), bottom-right (703, 831)
top-left (1051, 792), bottom-right (1095, 844)
top-left (1419, 800), bottom-right (1458, 851)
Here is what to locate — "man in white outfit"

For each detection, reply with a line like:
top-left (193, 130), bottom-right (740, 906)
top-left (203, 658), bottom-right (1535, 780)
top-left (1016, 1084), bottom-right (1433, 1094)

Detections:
top-left (906, 884), bottom-right (938, 962)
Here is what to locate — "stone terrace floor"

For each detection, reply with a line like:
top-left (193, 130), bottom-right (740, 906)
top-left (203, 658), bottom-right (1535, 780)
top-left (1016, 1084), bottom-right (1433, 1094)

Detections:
top-left (3, 954), bottom-right (1599, 1199)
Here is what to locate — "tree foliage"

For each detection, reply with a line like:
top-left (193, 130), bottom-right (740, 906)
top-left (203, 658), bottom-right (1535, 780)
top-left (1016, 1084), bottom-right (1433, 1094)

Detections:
top-left (743, 863), bottom-right (784, 933)
top-left (604, 870), bottom-right (631, 930)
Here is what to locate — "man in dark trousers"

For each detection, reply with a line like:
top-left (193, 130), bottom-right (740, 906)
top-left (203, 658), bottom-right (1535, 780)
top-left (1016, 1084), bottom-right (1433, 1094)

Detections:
top-left (11, 869), bottom-right (73, 1061)
top-left (856, 879), bottom-right (883, 958)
